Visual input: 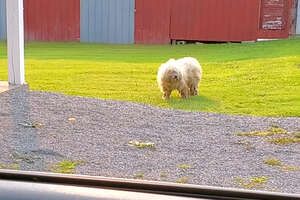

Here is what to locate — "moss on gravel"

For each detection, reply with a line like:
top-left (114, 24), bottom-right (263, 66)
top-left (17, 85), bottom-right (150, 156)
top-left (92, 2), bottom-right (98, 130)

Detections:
top-left (234, 176), bottom-right (268, 189)
top-left (263, 158), bottom-right (300, 171)
top-left (135, 172), bottom-right (144, 179)
top-left (269, 137), bottom-right (300, 145)
top-left (129, 141), bottom-right (155, 149)
top-left (0, 163), bottom-right (19, 170)
top-left (237, 126), bottom-right (288, 137)
top-left (51, 160), bottom-right (85, 174)
top-left (264, 158), bottom-right (281, 166)
top-left (237, 126), bottom-right (300, 146)
top-left (179, 164), bottom-right (192, 169)
top-left (176, 177), bottom-right (189, 184)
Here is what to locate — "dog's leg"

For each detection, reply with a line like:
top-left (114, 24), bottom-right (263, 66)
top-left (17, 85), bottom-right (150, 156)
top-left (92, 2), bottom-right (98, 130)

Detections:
top-left (190, 86), bottom-right (198, 96)
top-left (179, 84), bottom-right (189, 99)
top-left (190, 81), bottom-right (199, 96)
top-left (162, 89), bottom-right (171, 99)
top-left (193, 89), bottom-right (198, 96)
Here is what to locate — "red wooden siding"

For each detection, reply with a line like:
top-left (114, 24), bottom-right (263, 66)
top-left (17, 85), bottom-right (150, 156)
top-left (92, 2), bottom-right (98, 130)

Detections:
top-left (134, 0), bottom-right (171, 44)
top-left (258, 0), bottom-right (292, 38)
top-left (135, 0), bottom-right (260, 44)
top-left (170, 0), bottom-right (260, 42)
top-left (24, 0), bottom-right (80, 42)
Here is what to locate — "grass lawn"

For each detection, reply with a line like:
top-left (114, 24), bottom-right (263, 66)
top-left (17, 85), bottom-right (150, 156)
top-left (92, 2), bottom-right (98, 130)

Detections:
top-left (0, 39), bottom-right (300, 117)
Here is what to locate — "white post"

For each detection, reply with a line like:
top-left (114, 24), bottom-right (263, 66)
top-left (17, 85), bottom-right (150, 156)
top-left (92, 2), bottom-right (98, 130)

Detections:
top-left (6, 0), bottom-right (25, 85)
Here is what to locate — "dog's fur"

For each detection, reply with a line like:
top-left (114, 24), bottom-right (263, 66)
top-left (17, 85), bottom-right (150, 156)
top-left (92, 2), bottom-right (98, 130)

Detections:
top-left (157, 57), bottom-right (202, 99)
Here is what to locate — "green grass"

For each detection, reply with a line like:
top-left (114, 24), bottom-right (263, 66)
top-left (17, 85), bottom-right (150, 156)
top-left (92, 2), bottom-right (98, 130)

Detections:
top-left (1, 39), bottom-right (300, 116)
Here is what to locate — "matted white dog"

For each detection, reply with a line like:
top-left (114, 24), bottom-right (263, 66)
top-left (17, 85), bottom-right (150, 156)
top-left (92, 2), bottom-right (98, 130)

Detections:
top-left (157, 57), bottom-right (202, 99)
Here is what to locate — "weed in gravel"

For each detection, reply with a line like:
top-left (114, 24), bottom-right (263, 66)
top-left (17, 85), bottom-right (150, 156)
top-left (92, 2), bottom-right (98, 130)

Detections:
top-left (11, 152), bottom-right (40, 164)
top-left (51, 160), bottom-right (85, 174)
top-left (269, 137), bottom-right (300, 145)
top-left (233, 177), bottom-right (243, 183)
top-left (235, 140), bottom-right (255, 151)
top-left (238, 127), bottom-right (300, 146)
top-left (129, 141), bottom-right (155, 149)
top-left (263, 158), bottom-right (299, 171)
top-left (135, 172), bottom-right (144, 179)
top-left (264, 158), bottom-right (281, 166)
top-left (176, 176), bottom-right (189, 184)
top-left (293, 132), bottom-right (300, 138)
top-left (237, 131), bottom-right (272, 137)
top-left (0, 163), bottom-right (19, 170)
top-left (245, 144), bottom-right (255, 151)
top-left (237, 126), bottom-right (288, 137)
top-left (250, 176), bottom-right (268, 183)
top-left (271, 123), bottom-right (280, 128)
top-left (268, 127), bottom-right (288, 134)
top-left (235, 176), bottom-right (268, 189)
top-left (179, 164), bottom-right (192, 169)
top-left (278, 165), bottom-right (300, 171)
top-left (160, 173), bottom-right (168, 178)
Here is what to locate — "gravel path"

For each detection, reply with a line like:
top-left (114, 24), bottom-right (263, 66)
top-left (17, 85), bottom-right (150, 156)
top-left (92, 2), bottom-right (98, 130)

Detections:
top-left (0, 87), bottom-right (300, 194)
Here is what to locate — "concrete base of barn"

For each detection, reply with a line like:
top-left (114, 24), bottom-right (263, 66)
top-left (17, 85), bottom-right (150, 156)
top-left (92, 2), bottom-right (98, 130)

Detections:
top-left (0, 81), bottom-right (26, 94)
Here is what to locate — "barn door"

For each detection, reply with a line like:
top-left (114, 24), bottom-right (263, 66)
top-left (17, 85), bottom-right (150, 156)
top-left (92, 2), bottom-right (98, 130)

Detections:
top-left (134, 0), bottom-right (171, 44)
top-left (80, 0), bottom-right (135, 44)
top-left (258, 0), bottom-right (292, 38)
top-left (170, 0), bottom-right (260, 42)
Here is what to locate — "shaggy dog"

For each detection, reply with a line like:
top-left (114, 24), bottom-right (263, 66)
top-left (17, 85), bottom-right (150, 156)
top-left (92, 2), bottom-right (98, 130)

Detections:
top-left (157, 57), bottom-right (202, 99)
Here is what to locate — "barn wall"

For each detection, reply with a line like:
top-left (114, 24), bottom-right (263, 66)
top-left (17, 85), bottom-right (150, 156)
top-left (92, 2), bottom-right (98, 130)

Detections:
top-left (0, 0), bottom-right (6, 40)
top-left (24, 0), bottom-right (80, 42)
top-left (80, 0), bottom-right (134, 44)
top-left (170, 0), bottom-right (260, 42)
top-left (135, 0), bottom-right (260, 44)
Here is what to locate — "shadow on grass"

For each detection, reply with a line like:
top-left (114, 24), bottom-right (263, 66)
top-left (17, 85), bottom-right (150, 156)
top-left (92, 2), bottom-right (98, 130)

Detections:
top-left (166, 95), bottom-right (219, 111)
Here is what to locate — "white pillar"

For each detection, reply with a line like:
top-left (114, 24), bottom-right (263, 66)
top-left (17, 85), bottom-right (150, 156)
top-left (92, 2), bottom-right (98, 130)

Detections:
top-left (6, 0), bottom-right (25, 85)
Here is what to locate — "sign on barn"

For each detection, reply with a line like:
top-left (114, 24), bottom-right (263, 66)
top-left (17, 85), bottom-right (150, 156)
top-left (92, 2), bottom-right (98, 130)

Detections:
top-left (258, 0), bottom-right (293, 38)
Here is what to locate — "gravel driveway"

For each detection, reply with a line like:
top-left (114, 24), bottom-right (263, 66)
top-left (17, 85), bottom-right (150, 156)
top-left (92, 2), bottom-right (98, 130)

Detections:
top-left (0, 87), bottom-right (299, 194)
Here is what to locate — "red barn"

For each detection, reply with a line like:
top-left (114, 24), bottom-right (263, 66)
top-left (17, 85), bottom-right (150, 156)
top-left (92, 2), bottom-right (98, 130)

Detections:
top-left (135, 0), bottom-right (296, 44)
top-left (0, 0), bottom-right (297, 44)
